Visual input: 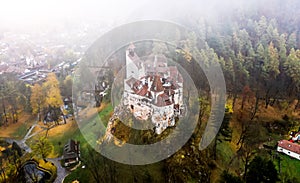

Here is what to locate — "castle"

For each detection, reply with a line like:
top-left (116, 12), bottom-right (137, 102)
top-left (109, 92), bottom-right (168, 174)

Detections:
top-left (123, 44), bottom-right (184, 134)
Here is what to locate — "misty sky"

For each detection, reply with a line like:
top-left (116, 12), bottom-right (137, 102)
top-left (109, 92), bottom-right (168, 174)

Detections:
top-left (0, 0), bottom-right (255, 30)
top-left (0, 0), bottom-right (148, 30)
top-left (0, 0), bottom-right (296, 34)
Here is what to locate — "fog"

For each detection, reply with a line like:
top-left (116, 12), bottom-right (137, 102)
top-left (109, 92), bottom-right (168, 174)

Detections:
top-left (0, 0), bottom-right (299, 44)
top-left (0, 0), bottom-right (148, 31)
top-left (1, 0), bottom-right (294, 31)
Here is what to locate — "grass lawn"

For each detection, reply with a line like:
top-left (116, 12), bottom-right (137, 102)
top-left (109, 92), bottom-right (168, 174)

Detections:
top-left (273, 153), bottom-right (300, 182)
top-left (63, 103), bottom-right (166, 183)
top-left (63, 157), bottom-right (166, 183)
top-left (48, 124), bottom-right (82, 157)
top-left (42, 103), bottom-right (113, 157)
top-left (11, 122), bottom-right (29, 140)
top-left (98, 103), bottom-right (113, 127)
top-left (217, 141), bottom-right (235, 166)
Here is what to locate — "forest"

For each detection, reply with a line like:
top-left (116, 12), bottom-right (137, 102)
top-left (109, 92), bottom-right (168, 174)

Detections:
top-left (1, 0), bottom-right (300, 182)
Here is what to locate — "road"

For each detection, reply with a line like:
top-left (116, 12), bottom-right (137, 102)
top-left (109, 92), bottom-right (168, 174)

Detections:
top-left (47, 157), bottom-right (70, 183)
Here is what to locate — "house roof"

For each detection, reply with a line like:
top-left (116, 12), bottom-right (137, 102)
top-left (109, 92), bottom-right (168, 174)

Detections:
top-left (278, 140), bottom-right (300, 154)
top-left (63, 139), bottom-right (80, 160)
top-left (164, 89), bottom-right (175, 96)
top-left (151, 75), bottom-right (164, 92)
top-left (156, 93), bottom-right (173, 107)
top-left (136, 85), bottom-right (148, 96)
top-left (126, 77), bottom-right (140, 88)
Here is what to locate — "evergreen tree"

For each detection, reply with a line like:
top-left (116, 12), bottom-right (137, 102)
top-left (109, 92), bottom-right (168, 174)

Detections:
top-left (219, 171), bottom-right (243, 183)
top-left (246, 156), bottom-right (279, 183)
top-left (287, 32), bottom-right (297, 50)
top-left (266, 42), bottom-right (280, 78)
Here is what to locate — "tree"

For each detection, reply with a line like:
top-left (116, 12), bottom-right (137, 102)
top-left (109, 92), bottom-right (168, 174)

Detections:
top-left (83, 147), bottom-right (118, 183)
top-left (42, 73), bottom-right (63, 125)
top-left (198, 96), bottom-right (210, 125)
top-left (219, 171), bottom-right (243, 183)
top-left (0, 73), bottom-right (27, 125)
top-left (284, 48), bottom-right (300, 110)
top-left (43, 73), bottom-right (63, 108)
top-left (30, 83), bottom-right (46, 121)
top-left (231, 51), bottom-right (249, 108)
top-left (0, 158), bottom-right (7, 183)
top-left (31, 136), bottom-right (53, 159)
top-left (5, 149), bottom-right (22, 182)
top-left (254, 16), bottom-right (268, 41)
top-left (266, 42), bottom-right (280, 79)
top-left (213, 113), bottom-right (233, 160)
top-left (152, 41), bottom-right (168, 55)
top-left (263, 42), bottom-right (280, 108)
top-left (246, 156), bottom-right (279, 183)
top-left (61, 75), bottom-right (73, 97)
top-left (287, 32), bottom-right (297, 51)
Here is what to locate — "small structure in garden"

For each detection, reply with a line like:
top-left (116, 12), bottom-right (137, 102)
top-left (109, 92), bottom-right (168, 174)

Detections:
top-left (63, 139), bottom-right (80, 166)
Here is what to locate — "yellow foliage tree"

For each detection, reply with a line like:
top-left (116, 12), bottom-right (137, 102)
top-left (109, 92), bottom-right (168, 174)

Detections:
top-left (43, 73), bottom-right (63, 108)
top-left (31, 136), bottom-right (53, 159)
top-left (30, 83), bottom-right (46, 120)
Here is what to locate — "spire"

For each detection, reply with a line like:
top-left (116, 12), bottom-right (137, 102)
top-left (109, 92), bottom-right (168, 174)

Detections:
top-left (128, 42), bottom-right (136, 51)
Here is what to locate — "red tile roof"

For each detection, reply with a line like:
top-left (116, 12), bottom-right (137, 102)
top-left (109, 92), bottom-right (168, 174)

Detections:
top-left (156, 93), bottom-right (173, 107)
top-left (136, 85), bottom-right (148, 96)
top-left (151, 75), bottom-right (164, 92)
top-left (126, 77), bottom-right (140, 88)
top-left (278, 140), bottom-right (300, 154)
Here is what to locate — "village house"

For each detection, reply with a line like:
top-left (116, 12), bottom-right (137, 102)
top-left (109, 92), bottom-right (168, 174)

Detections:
top-left (63, 139), bottom-right (80, 166)
top-left (277, 140), bottom-right (300, 160)
top-left (123, 44), bottom-right (184, 134)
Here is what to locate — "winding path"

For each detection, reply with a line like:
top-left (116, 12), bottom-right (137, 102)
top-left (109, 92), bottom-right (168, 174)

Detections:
top-left (47, 157), bottom-right (70, 183)
top-left (5, 115), bottom-right (71, 183)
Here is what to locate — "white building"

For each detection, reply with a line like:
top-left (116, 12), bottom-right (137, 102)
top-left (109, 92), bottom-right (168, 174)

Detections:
top-left (123, 44), bottom-right (184, 134)
top-left (277, 140), bottom-right (300, 160)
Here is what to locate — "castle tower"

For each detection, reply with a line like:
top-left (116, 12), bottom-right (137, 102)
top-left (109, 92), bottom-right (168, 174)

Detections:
top-left (126, 43), bottom-right (139, 79)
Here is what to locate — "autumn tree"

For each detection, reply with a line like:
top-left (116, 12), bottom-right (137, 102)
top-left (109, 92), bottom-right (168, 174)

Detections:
top-left (31, 136), bottom-right (53, 159)
top-left (30, 83), bottom-right (46, 121)
top-left (60, 75), bottom-right (73, 97)
top-left (43, 73), bottom-right (63, 108)
top-left (42, 73), bottom-right (63, 125)
top-left (0, 73), bottom-right (28, 125)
